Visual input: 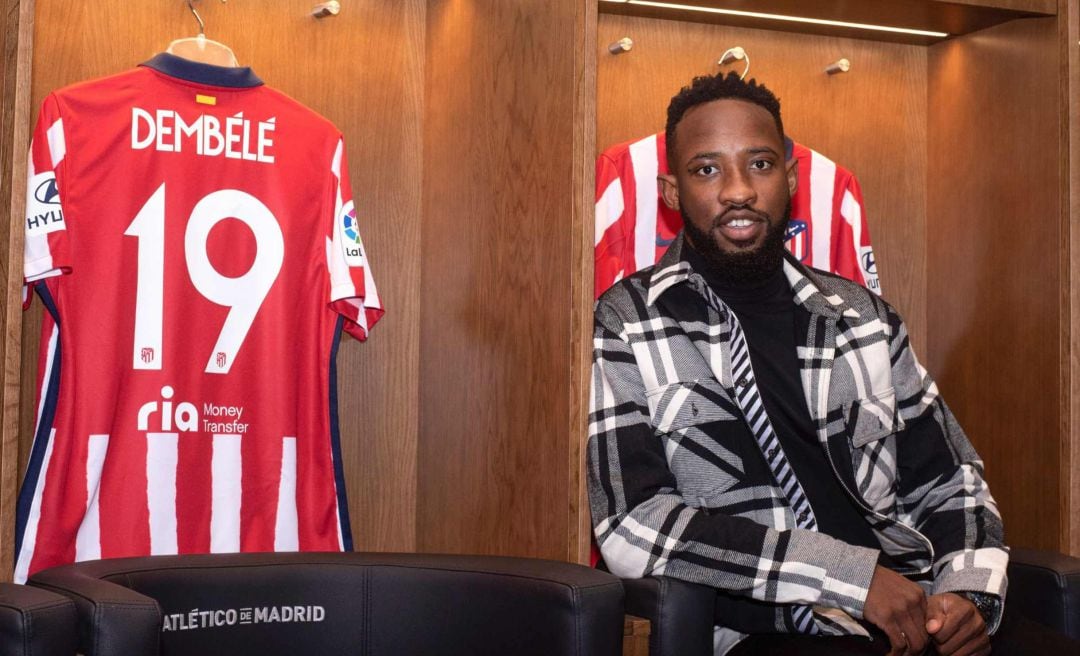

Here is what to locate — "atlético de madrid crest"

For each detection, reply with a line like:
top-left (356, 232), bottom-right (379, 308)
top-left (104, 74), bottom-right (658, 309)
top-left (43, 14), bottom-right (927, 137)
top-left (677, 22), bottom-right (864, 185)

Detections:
top-left (784, 219), bottom-right (809, 262)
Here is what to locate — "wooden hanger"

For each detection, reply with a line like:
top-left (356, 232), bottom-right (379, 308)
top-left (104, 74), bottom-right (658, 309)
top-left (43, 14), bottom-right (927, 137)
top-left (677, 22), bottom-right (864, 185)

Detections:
top-left (167, 0), bottom-right (239, 67)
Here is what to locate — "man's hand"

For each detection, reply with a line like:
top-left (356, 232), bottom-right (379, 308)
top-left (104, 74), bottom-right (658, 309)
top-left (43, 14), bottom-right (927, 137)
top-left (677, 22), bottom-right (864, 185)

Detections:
top-left (862, 565), bottom-right (929, 655)
top-left (925, 593), bottom-right (990, 656)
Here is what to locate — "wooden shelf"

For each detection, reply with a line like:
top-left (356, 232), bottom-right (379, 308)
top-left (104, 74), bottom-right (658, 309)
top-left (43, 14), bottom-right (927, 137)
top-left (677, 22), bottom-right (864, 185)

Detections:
top-left (598, 0), bottom-right (1052, 45)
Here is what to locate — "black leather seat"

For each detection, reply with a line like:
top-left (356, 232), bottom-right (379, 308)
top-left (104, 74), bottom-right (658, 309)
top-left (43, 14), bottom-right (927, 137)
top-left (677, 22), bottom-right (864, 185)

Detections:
top-left (620, 548), bottom-right (1080, 656)
top-left (28, 551), bottom-right (624, 656)
top-left (0, 583), bottom-right (78, 656)
top-left (1005, 547), bottom-right (1080, 639)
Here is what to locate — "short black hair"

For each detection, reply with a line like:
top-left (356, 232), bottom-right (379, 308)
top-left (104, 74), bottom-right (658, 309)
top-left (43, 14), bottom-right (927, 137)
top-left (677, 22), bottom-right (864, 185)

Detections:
top-left (665, 72), bottom-right (784, 166)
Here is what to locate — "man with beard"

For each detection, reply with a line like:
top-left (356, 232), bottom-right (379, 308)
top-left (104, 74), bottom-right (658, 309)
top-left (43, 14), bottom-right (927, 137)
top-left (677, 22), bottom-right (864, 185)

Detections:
top-left (587, 72), bottom-right (1069, 656)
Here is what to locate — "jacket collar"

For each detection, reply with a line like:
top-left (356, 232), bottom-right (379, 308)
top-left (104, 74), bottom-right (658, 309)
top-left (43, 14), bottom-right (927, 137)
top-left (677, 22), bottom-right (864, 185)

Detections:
top-left (646, 232), bottom-right (860, 320)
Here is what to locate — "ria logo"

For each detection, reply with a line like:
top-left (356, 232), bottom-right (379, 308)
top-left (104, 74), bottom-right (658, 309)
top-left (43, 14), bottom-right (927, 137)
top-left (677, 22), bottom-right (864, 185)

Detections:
top-left (35, 178), bottom-right (61, 204)
top-left (137, 386), bottom-right (199, 432)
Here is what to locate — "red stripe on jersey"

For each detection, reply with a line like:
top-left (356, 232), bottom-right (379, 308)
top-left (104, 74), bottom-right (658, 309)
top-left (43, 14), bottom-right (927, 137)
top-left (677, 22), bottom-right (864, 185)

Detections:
top-left (177, 433), bottom-right (212, 554)
top-left (98, 431), bottom-right (151, 559)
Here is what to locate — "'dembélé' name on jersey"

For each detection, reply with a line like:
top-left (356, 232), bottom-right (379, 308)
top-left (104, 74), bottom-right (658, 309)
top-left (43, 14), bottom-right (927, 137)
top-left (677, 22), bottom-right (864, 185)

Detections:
top-left (131, 107), bottom-right (276, 164)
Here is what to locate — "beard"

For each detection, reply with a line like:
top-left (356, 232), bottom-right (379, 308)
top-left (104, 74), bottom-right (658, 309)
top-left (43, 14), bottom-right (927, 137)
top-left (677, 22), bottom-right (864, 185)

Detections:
top-left (681, 199), bottom-right (791, 286)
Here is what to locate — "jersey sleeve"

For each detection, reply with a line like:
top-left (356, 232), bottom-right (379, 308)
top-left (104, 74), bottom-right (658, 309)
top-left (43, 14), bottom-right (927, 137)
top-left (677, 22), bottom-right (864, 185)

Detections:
top-left (834, 172), bottom-right (882, 296)
top-left (24, 94), bottom-right (72, 286)
top-left (594, 152), bottom-right (628, 299)
top-left (326, 138), bottom-right (384, 340)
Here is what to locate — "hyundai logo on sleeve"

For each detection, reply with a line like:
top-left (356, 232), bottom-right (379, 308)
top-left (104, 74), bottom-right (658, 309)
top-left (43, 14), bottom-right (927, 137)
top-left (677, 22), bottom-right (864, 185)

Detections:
top-left (861, 250), bottom-right (877, 275)
top-left (34, 177), bottom-right (61, 204)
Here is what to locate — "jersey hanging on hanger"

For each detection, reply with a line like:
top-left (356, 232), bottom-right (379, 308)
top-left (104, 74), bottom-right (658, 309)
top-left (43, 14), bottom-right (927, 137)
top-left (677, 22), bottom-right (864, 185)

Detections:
top-left (15, 53), bottom-right (383, 582)
top-left (594, 132), bottom-right (881, 297)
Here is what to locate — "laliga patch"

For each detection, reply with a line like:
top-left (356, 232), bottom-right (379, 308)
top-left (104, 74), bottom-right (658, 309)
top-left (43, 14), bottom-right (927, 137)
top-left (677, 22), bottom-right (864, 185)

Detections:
top-left (25, 172), bottom-right (66, 236)
top-left (338, 201), bottom-right (365, 266)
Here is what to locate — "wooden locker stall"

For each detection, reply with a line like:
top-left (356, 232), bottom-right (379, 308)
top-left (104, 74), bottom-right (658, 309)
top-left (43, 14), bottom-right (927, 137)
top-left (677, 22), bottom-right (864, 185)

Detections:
top-left (593, 0), bottom-right (1078, 555)
top-left (0, 0), bottom-right (595, 574)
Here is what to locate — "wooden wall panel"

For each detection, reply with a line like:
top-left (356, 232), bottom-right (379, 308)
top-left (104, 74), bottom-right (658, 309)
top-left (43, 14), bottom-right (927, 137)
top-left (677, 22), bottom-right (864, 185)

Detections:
top-left (596, 13), bottom-right (928, 352)
top-left (1, 0), bottom-right (33, 577)
top-left (928, 16), bottom-right (1061, 551)
top-left (1063, 0), bottom-right (1079, 556)
top-left (21, 0), bottom-right (423, 552)
top-left (571, 0), bottom-right (598, 566)
top-left (419, 0), bottom-right (587, 560)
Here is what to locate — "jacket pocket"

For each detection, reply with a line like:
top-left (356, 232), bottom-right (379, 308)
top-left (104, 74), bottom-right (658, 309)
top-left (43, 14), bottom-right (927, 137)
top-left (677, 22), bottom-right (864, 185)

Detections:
top-left (646, 378), bottom-right (738, 433)
top-left (646, 379), bottom-right (743, 501)
top-left (846, 387), bottom-right (904, 447)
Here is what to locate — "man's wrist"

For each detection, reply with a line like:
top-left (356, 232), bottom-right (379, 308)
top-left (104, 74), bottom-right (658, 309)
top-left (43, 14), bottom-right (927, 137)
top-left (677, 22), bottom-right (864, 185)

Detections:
top-left (958, 591), bottom-right (999, 627)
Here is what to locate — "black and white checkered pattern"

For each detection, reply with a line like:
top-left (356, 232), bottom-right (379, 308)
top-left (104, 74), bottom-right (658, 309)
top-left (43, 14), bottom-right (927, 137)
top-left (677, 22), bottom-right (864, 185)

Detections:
top-left (588, 234), bottom-right (1008, 643)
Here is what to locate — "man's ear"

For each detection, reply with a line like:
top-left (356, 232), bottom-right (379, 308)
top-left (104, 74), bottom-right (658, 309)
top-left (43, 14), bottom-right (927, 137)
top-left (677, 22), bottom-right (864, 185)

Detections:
top-left (658, 173), bottom-right (680, 211)
top-left (786, 156), bottom-right (798, 198)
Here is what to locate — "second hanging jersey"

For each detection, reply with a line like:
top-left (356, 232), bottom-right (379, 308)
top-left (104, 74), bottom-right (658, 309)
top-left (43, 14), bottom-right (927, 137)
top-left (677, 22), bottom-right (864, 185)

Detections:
top-left (594, 132), bottom-right (881, 297)
top-left (16, 54), bottom-right (383, 582)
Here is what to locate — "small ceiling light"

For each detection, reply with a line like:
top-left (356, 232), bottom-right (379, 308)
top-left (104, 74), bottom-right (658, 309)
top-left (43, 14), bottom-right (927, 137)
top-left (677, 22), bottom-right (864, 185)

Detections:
top-left (600, 0), bottom-right (949, 39)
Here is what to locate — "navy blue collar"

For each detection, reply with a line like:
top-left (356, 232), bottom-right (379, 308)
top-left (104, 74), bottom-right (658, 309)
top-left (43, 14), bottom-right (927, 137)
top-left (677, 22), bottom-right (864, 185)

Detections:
top-left (141, 52), bottom-right (263, 88)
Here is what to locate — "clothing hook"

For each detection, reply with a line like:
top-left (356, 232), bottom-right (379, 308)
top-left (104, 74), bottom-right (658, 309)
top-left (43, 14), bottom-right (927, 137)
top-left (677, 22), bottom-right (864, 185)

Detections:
top-left (718, 46), bottom-right (750, 80)
top-left (186, 0), bottom-right (227, 36)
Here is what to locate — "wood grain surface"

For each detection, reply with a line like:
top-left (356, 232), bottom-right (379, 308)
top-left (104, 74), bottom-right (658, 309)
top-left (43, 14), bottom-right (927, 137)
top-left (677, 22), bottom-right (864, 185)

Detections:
top-left (597, 12), bottom-right (928, 351)
top-left (1063, 0), bottom-right (1080, 557)
top-left (571, 0), bottom-right (598, 565)
top-left (927, 16), bottom-right (1062, 551)
top-left (418, 0), bottom-right (584, 560)
top-left (0, 0), bottom-right (34, 579)
top-left (21, 0), bottom-right (424, 553)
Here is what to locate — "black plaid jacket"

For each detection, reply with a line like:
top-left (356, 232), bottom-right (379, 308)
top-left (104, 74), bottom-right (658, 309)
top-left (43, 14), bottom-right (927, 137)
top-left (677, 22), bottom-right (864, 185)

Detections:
top-left (588, 234), bottom-right (1007, 643)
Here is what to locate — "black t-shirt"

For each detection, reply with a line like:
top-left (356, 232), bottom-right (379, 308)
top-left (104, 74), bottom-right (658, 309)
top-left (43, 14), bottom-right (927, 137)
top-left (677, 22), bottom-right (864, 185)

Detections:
top-left (683, 245), bottom-right (882, 555)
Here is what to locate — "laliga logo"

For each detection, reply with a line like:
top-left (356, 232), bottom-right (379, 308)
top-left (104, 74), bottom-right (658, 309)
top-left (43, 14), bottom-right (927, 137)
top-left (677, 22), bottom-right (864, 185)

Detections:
top-left (138, 386), bottom-right (199, 432)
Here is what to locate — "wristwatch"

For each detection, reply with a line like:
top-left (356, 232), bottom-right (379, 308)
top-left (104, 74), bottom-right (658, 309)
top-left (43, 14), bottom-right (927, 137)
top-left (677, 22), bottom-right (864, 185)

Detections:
top-left (959, 591), bottom-right (999, 626)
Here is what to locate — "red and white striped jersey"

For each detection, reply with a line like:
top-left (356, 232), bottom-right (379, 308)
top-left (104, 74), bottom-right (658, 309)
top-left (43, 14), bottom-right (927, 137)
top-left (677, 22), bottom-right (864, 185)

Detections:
top-left (594, 132), bottom-right (881, 297)
top-left (15, 54), bottom-right (383, 582)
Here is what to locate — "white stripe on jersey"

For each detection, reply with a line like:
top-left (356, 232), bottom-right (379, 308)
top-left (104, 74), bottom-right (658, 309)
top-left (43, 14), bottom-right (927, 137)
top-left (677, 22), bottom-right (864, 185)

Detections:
top-left (361, 253), bottom-right (380, 311)
top-left (147, 433), bottom-right (179, 555)
top-left (326, 138), bottom-right (357, 299)
top-left (331, 139), bottom-right (343, 179)
top-left (595, 178), bottom-right (624, 247)
top-left (32, 324), bottom-right (59, 440)
top-left (841, 188), bottom-right (865, 282)
top-left (75, 434), bottom-right (109, 562)
top-left (211, 434), bottom-right (242, 553)
top-left (809, 149), bottom-right (836, 271)
top-left (46, 118), bottom-right (66, 167)
top-left (629, 136), bottom-right (660, 274)
top-left (327, 237), bottom-right (357, 301)
top-left (23, 157), bottom-right (56, 281)
top-left (13, 429), bottom-right (56, 584)
top-left (274, 437), bottom-right (299, 551)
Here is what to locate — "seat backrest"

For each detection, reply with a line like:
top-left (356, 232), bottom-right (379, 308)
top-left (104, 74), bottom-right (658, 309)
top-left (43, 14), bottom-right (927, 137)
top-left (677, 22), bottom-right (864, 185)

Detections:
top-left (1007, 547), bottom-right (1080, 640)
top-left (0, 583), bottom-right (78, 656)
top-left (29, 552), bottom-right (624, 656)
